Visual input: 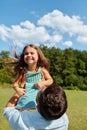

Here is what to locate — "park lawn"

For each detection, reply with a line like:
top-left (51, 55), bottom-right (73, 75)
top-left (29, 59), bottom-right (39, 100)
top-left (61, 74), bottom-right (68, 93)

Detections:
top-left (0, 88), bottom-right (87, 130)
top-left (66, 90), bottom-right (87, 130)
top-left (0, 88), bottom-right (14, 130)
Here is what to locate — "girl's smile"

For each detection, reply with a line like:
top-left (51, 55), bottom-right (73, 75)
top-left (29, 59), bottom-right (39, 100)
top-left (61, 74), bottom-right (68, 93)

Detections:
top-left (24, 46), bottom-right (38, 65)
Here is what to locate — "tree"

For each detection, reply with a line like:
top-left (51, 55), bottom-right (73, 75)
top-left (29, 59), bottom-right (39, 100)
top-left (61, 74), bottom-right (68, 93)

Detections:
top-left (0, 51), bottom-right (10, 58)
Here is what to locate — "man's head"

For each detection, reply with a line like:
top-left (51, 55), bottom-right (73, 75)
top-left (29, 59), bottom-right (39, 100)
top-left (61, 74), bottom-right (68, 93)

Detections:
top-left (37, 83), bottom-right (67, 120)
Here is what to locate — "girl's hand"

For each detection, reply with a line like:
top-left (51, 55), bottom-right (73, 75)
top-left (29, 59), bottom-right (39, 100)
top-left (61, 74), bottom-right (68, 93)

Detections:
top-left (14, 86), bottom-right (26, 97)
top-left (34, 82), bottom-right (45, 89)
top-left (34, 82), bottom-right (41, 88)
top-left (34, 82), bottom-right (42, 89)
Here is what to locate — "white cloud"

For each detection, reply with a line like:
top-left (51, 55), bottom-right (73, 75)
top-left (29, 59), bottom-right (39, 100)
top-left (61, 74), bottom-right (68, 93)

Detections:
top-left (77, 36), bottom-right (87, 44)
top-left (38, 10), bottom-right (83, 34)
top-left (0, 25), bottom-right (11, 41)
top-left (38, 10), bottom-right (87, 44)
top-left (48, 34), bottom-right (62, 45)
top-left (0, 21), bottom-right (50, 47)
top-left (63, 41), bottom-right (73, 47)
top-left (0, 9), bottom-right (87, 50)
top-left (20, 21), bottom-right (35, 29)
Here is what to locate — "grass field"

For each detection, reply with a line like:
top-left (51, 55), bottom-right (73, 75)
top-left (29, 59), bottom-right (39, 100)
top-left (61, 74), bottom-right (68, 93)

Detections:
top-left (0, 88), bottom-right (87, 130)
top-left (66, 90), bottom-right (87, 130)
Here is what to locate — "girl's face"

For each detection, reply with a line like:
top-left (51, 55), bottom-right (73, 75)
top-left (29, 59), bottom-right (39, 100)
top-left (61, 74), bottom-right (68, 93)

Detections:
top-left (24, 46), bottom-right (39, 66)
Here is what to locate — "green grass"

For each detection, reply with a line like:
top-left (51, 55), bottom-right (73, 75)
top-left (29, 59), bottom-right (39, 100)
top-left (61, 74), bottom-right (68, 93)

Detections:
top-left (66, 90), bottom-right (87, 130)
top-left (0, 88), bottom-right (14, 130)
top-left (0, 88), bottom-right (87, 130)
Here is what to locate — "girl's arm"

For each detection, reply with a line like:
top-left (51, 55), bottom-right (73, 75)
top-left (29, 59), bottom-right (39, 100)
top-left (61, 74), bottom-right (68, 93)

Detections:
top-left (34, 68), bottom-right (53, 89)
top-left (13, 74), bottom-right (26, 96)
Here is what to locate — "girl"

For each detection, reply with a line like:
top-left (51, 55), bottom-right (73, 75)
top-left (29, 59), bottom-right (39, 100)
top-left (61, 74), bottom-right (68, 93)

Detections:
top-left (13, 44), bottom-right (53, 109)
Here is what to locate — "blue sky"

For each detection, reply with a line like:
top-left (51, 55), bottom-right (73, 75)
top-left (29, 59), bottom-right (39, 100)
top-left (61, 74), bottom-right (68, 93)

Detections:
top-left (0, 0), bottom-right (87, 53)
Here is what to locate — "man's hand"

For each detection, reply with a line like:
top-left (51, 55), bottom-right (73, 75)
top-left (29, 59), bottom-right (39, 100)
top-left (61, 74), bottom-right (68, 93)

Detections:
top-left (5, 93), bottom-right (19, 107)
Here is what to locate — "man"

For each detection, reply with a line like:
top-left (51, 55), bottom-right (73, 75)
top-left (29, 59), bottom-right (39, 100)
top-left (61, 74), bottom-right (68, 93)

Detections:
top-left (3, 83), bottom-right (69, 130)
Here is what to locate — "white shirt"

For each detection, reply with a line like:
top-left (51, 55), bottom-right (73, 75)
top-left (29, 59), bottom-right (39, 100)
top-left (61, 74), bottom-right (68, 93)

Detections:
top-left (4, 107), bottom-right (69, 130)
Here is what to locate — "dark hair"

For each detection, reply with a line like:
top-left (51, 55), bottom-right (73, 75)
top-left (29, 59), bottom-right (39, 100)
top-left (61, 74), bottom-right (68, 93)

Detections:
top-left (39, 83), bottom-right (67, 120)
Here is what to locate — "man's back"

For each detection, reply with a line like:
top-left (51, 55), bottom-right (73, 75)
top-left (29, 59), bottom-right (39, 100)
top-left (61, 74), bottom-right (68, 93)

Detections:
top-left (4, 107), bottom-right (69, 130)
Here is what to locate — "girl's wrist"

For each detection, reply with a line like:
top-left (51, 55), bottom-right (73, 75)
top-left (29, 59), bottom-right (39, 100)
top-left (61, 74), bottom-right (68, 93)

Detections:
top-left (13, 86), bottom-right (19, 91)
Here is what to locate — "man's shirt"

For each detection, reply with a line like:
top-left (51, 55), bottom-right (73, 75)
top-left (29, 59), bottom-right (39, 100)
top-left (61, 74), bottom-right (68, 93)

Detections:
top-left (4, 107), bottom-right (69, 130)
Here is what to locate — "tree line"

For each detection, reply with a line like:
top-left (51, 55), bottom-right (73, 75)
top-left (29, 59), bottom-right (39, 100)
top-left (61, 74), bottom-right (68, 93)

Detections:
top-left (0, 46), bottom-right (87, 90)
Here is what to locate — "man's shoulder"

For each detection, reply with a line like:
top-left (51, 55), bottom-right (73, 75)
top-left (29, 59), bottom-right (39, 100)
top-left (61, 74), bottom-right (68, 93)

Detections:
top-left (3, 107), bottom-right (19, 117)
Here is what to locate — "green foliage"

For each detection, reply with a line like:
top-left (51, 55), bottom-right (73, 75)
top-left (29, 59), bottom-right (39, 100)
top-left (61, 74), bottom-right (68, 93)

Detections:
top-left (63, 86), bottom-right (79, 90)
top-left (64, 74), bottom-right (79, 86)
top-left (0, 61), bottom-right (3, 69)
top-left (0, 60), bottom-right (14, 85)
top-left (79, 84), bottom-right (87, 90)
top-left (0, 69), bottom-right (13, 84)
top-left (0, 47), bottom-right (87, 90)
top-left (0, 51), bottom-right (10, 58)
top-left (42, 47), bottom-right (87, 90)
top-left (53, 75), bottom-right (63, 85)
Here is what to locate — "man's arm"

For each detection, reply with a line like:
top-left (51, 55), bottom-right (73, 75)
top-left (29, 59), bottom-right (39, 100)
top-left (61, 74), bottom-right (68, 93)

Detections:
top-left (5, 93), bottom-right (19, 107)
top-left (4, 94), bottom-right (29, 130)
top-left (5, 93), bottom-right (31, 111)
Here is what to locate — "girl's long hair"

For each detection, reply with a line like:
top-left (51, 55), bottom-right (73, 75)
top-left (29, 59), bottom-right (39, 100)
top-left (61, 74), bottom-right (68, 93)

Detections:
top-left (13, 44), bottom-right (50, 83)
